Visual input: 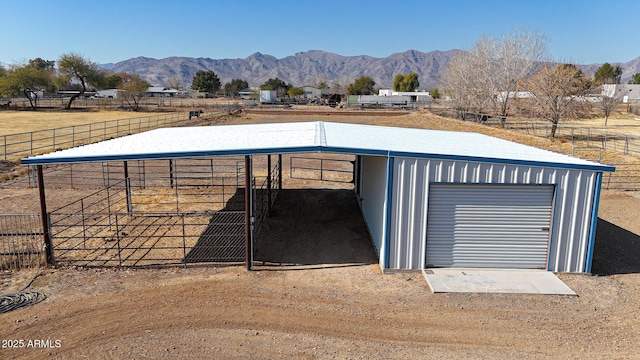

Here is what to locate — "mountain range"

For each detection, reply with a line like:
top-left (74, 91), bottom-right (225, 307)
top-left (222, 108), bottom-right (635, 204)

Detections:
top-left (103, 50), bottom-right (640, 90)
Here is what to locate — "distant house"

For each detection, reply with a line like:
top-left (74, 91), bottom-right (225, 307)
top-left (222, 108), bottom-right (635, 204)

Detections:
top-left (602, 84), bottom-right (640, 103)
top-left (238, 88), bottom-right (256, 100)
top-left (95, 89), bottom-right (121, 98)
top-left (355, 89), bottom-right (432, 107)
top-left (378, 89), bottom-right (433, 103)
top-left (496, 91), bottom-right (535, 102)
top-left (146, 86), bottom-right (189, 97)
top-left (302, 86), bottom-right (323, 99)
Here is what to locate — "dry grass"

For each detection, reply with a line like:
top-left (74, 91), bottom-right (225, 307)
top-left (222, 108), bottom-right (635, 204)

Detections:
top-left (0, 110), bottom-right (166, 135)
top-left (567, 114), bottom-right (640, 136)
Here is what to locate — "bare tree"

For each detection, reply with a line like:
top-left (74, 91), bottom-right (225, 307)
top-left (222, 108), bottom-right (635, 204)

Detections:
top-left (440, 51), bottom-right (486, 118)
top-left (527, 64), bottom-right (591, 137)
top-left (440, 29), bottom-right (548, 123)
top-left (118, 73), bottom-right (150, 111)
top-left (166, 74), bottom-right (183, 90)
top-left (597, 90), bottom-right (617, 126)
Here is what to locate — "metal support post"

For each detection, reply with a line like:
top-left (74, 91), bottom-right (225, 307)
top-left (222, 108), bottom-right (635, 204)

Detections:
top-left (278, 154), bottom-right (283, 190)
top-left (37, 165), bottom-right (54, 265)
top-left (244, 155), bottom-right (253, 270)
top-left (267, 155), bottom-right (272, 215)
top-left (124, 161), bottom-right (132, 214)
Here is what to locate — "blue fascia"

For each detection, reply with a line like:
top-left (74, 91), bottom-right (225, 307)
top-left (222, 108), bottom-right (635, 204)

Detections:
top-left (21, 144), bottom-right (616, 173)
top-left (585, 172), bottom-right (603, 273)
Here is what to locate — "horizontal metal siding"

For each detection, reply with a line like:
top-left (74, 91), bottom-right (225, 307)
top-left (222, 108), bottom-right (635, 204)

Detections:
top-left (388, 158), bottom-right (598, 272)
top-left (426, 184), bottom-right (553, 269)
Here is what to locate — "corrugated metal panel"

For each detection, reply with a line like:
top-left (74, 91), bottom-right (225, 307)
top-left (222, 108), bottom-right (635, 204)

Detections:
top-left (358, 156), bottom-right (388, 265)
top-left (388, 158), bottom-right (598, 273)
top-left (425, 184), bottom-right (553, 269)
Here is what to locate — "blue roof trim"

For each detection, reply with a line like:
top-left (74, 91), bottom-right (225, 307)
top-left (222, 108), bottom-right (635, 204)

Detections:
top-left (21, 144), bottom-right (616, 173)
top-left (20, 146), bottom-right (327, 165)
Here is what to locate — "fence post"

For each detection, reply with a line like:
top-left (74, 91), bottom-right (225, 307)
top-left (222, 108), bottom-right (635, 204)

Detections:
top-left (244, 155), bottom-right (252, 271)
top-left (169, 159), bottom-right (174, 188)
top-left (124, 161), bottom-right (132, 214)
top-left (115, 214), bottom-right (122, 266)
top-left (181, 214), bottom-right (187, 267)
top-left (571, 128), bottom-right (574, 145)
top-left (278, 154), bottom-right (283, 190)
top-left (625, 135), bottom-right (629, 155)
top-left (36, 165), bottom-right (54, 265)
top-left (267, 155), bottom-right (272, 215)
top-left (81, 199), bottom-right (87, 248)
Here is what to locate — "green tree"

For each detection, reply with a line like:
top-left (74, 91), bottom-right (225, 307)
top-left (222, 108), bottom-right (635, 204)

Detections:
top-left (58, 53), bottom-right (104, 109)
top-left (594, 63), bottom-right (623, 85)
top-left (117, 72), bottom-right (150, 111)
top-left (429, 88), bottom-right (441, 99)
top-left (287, 87), bottom-right (305, 98)
top-left (191, 70), bottom-right (221, 94)
top-left (628, 73), bottom-right (640, 85)
top-left (103, 73), bottom-right (123, 89)
top-left (224, 78), bottom-right (249, 97)
top-left (347, 76), bottom-right (375, 95)
top-left (0, 61), bottom-right (53, 109)
top-left (260, 77), bottom-right (291, 97)
top-left (393, 72), bottom-right (420, 92)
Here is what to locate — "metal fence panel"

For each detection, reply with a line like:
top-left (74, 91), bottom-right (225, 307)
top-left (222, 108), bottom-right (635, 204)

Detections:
top-left (0, 214), bottom-right (44, 271)
top-left (49, 211), bottom-right (245, 267)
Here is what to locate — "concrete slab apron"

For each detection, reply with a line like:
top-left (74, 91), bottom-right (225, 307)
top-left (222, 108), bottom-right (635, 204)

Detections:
top-left (422, 268), bottom-right (576, 295)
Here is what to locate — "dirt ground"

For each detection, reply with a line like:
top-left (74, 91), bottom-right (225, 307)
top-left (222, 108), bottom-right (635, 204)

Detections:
top-left (1, 110), bottom-right (640, 359)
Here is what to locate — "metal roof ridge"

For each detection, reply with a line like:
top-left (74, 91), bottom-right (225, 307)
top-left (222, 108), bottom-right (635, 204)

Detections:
top-left (315, 121), bottom-right (327, 147)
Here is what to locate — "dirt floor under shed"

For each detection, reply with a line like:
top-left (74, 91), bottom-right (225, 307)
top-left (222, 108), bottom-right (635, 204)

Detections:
top-left (1, 110), bottom-right (639, 359)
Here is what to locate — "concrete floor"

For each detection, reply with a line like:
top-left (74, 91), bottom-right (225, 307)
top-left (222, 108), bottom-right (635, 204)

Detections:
top-left (423, 268), bottom-right (576, 295)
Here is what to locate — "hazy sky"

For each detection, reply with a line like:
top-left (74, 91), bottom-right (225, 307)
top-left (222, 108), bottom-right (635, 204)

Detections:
top-left (1, 0), bottom-right (638, 66)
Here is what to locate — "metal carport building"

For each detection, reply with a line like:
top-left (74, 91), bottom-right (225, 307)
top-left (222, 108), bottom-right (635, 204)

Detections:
top-left (22, 121), bottom-right (615, 273)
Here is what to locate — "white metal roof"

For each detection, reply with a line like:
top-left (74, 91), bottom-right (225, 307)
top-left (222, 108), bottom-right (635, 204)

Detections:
top-left (21, 121), bottom-right (614, 172)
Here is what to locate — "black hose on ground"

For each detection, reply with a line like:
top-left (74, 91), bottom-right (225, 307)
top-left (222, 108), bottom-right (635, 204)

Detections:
top-left (0, 290), bottom-right (46, 313)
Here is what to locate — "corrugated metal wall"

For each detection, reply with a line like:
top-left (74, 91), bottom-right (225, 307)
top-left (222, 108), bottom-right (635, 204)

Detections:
top-left (388, 158), bottom-right (598, 273)
top-left (358, 155), bottom-right (389, 267)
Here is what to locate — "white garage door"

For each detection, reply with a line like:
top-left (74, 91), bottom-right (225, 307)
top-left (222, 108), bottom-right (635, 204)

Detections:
top-left (426, 184), bottom-right (554, 269)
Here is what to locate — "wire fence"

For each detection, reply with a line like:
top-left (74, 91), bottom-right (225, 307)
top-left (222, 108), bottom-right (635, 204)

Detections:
top-left (432, 107), bottom-right (640, 156)
top-left (0, 214), bottom-right (45, 271)
top-left (603, 163), bottom-right (640, 191)
top-left (0, 111), bottom-right (214, 161)
top-left (290, 156), bottom-right (355, 183)
top-left (7, 97), bottom-right (251, 111)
